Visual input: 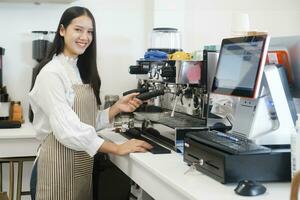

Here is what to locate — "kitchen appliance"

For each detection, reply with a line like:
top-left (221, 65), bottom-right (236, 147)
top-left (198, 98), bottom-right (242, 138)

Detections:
top-left (0, 47), bottom-right (21, 128)
top-left (32, 31), bottom-right (55, 62)
top-left (118, 28), bottom-right (229, 153)
top-left (123, 49), bottom-right (222, 153)
top-left (0, 47), bottom-right (10, 120)
top-left (29, 31), bottom-right (55, 122)
top-left (0, 86), bottom-right (10, 120)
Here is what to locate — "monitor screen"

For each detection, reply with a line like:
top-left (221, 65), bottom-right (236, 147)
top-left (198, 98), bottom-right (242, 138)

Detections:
top-left (212, 35), bottom-right (270, 98)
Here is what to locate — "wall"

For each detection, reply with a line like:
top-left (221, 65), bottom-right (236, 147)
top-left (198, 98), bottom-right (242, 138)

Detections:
top-left (87, 0), bottom-right (153, 100)
top-left (183, 0), bottom-right (300, 51)
top-left (153, 0), bottom-right (300, 51)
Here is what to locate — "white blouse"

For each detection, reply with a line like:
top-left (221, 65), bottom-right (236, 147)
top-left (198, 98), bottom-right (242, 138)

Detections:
top-left (29, 54), bottom-right (111, 157)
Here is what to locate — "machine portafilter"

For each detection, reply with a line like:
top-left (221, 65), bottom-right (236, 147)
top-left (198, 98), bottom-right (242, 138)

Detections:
top-left (123, 82), bottom-right (193, 102)
top-left (123, 88), bottom-right (165, 101)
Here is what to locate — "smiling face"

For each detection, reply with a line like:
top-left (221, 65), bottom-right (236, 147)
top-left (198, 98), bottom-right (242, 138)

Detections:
top-left (59, 15), bottom-right (94, 58)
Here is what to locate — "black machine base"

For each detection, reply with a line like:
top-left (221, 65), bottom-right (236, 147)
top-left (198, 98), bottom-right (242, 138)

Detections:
top-left (184, 135), bottom-right (291, 184)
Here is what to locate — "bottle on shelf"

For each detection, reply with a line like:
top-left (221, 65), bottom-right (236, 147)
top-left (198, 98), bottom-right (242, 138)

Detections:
top-left (10, 101), bottom-right (24, 123)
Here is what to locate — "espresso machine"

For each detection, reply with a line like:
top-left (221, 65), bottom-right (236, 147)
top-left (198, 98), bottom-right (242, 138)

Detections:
top-left (0, 47), bottom-right (21, 128)
top-left (130, 60), bottom-right (210, 151)
top-left (118, 28), bottom-right (211, 153)
top-left (0, 47), bottom-right (10, 121)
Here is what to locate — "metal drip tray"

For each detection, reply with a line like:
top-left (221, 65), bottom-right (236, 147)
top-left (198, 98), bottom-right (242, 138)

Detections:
top-left (134, 111), bottom-right (206, 128)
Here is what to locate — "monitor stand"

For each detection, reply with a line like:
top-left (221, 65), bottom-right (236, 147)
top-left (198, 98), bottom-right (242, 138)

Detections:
top-left (231, 64), bottom-right (297, 146)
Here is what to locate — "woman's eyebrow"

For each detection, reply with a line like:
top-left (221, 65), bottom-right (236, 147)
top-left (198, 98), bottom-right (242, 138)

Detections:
top-left (73, 24), bottom-right (94, 31)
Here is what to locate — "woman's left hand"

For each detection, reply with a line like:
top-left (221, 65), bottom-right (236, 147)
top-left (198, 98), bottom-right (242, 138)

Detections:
top-left (109, 93), bottom-right (143, 121)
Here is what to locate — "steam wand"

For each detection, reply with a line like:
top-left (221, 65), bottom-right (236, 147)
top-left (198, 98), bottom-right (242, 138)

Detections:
top-left (171, 96), bottom-right (179, 117)
top-left (170, 85), bottom-right (189, 117)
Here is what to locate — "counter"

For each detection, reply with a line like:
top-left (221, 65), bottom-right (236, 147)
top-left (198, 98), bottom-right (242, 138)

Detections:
top-left (0, 124), bottom-right (290, 200)
top-left (98, 129), bottom-right (291, 200)
top-left (0, 123), bottom-right (38, 200)
top-left (0, 123), bottom-right (39, 158)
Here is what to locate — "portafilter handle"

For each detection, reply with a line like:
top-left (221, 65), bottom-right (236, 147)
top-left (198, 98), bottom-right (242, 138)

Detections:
top-left (123, 88), bottom-right (148, 96)
top-left (136, 89), bottom-right (165, 101)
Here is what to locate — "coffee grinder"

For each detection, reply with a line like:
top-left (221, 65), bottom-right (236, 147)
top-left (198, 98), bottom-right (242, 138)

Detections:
top-left (29, 31), bottom-right (55, 122)
top-left (32, 31), bottom-right (55, 62)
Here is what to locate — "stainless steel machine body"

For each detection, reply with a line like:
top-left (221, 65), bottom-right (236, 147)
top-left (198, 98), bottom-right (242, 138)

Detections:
top-left (126, 58), bottom-right (210, 152)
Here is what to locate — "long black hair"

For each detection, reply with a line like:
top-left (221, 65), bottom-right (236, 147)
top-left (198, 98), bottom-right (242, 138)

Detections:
top-left (31, 6), bottom-right (101, 105)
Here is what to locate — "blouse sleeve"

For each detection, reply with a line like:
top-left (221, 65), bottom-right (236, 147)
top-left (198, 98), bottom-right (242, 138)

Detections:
top-left (30, 70), bottom-right (104, 157)
top-left (95, 108), bottom-right (113, 131)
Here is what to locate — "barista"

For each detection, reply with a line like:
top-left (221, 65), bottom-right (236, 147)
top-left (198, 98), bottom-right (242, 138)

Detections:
top-left (29, 6), bottom-right (152, 200)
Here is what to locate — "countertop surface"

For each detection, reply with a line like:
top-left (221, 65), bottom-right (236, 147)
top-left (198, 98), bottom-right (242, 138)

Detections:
top-left (0, 123), bottom-right (39, 158)
top-left (98, 129), bottom-right (291, 200)
top-left (0, 123), bottom-right (36, 139)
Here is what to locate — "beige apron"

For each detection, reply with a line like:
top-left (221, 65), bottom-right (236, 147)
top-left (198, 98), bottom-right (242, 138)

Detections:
top-left (36, 84), bottom-right (98, 200)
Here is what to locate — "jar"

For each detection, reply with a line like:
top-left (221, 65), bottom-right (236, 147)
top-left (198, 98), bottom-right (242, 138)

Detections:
top-left (10, 101), bottom-right (24, 123)
top-left (150, 27), bottom-right (181, 53)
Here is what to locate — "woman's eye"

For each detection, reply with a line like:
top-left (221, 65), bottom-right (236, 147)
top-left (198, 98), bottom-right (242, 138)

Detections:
top-left (75, 28), bottom-right (82, 32)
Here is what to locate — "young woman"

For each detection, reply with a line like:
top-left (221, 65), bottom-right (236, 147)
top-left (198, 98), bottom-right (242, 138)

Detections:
top-left (29, 6), bottom-right (152, 199)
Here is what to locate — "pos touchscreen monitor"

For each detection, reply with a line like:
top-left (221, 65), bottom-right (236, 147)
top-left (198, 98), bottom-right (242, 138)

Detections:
top-left (212, 35), bottom-right (270, 98)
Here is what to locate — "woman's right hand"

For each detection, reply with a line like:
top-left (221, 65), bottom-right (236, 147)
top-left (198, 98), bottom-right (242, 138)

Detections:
top-left (116, 139), bottom-right (153, 155)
